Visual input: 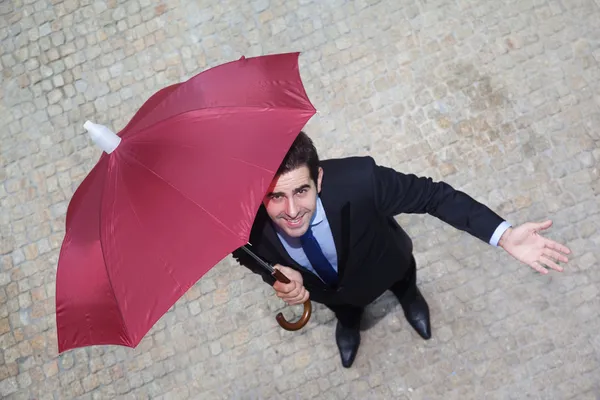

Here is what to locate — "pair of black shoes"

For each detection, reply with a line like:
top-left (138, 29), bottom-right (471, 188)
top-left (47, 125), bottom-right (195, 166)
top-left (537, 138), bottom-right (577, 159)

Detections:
top-left (335, 287), bottom-right (431, 368)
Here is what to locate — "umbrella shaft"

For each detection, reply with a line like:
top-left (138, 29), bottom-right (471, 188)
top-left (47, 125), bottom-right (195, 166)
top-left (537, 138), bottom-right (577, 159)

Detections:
top-left (241, 245), bottom-right (275, 274)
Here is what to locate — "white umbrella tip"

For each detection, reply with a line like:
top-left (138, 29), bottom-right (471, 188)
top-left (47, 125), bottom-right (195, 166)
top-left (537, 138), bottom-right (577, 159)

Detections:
top-left (83, 120), bottom-right (122, 154)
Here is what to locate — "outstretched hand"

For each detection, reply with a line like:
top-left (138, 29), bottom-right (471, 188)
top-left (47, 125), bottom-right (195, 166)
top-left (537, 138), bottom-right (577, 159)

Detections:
top-left (499, 220), bottom-right (571, 274)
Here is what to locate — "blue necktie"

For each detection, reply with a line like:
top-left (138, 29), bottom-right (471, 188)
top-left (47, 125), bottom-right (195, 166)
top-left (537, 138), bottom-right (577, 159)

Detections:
top-left (301, 227), bottom-right (338, 286)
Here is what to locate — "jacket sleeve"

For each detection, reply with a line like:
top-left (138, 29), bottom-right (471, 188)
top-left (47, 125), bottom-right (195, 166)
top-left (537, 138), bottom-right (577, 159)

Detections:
top-left (368, 157), bottom-right (505, 244)
top-left (231, 247), bottom-right (276, 286)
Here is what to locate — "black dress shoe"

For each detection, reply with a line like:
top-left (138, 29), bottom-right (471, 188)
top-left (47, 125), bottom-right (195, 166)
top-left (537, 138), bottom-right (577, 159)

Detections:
top-left (400, 288), bottom-right (431, 340)
top-left (335, 321), bottom-right (360, 368)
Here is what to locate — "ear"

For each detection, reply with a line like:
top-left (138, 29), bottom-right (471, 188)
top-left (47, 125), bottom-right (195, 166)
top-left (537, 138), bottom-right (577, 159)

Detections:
top-left (316, 167), bottom-right (324, 193)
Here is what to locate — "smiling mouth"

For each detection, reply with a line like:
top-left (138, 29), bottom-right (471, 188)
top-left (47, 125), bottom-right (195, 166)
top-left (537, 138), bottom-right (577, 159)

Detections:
top-left (283, 215), bottom-right (304, 227)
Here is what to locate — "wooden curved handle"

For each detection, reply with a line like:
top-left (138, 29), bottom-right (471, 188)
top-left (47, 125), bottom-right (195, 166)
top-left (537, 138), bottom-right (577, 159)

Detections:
top-left (276, 300), bottom-right (312, 331)
top-left (272, 269), bottom-right (312, 331)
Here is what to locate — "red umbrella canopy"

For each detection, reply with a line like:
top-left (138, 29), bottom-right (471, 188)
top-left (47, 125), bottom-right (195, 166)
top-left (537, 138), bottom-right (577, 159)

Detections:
top-left (56, 52), bottom-right (316, 353)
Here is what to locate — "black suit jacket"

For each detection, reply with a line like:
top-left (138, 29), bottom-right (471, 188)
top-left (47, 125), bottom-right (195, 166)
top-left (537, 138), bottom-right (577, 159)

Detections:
top-left (232, 156), bottom-right (504, 307)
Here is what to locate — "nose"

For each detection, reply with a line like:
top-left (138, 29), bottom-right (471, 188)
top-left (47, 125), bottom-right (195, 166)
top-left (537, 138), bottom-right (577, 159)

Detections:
top-left (285, 197), bottom-right (298, 218)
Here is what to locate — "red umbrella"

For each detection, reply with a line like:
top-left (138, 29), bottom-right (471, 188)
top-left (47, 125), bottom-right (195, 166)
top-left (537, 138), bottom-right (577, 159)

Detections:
top-left (56, 53), bottom-right (316, 353)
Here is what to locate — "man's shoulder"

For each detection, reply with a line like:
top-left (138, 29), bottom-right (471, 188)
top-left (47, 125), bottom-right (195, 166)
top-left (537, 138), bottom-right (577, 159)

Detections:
top-left (319, 156), bottom-right (379, 191)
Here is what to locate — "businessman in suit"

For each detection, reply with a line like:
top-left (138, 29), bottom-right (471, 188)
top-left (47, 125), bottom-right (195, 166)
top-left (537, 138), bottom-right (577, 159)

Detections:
top-left (232, 132), bottom-right (571, 368)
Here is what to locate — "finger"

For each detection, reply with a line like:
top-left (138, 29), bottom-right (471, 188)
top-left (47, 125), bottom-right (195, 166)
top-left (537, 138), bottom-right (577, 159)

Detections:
top-left (288, 287), bottom-right (302, 300)
top-left (534, 220), bottom-right (553, 232)
top-left (285, 288), bottom-right (306, 305)
top-left (300, 290), bottom-right (310, 303)
top-left (273, 281), bottom-right (290, 293)
top-left (297, 288), bottom-right (310, 304)
top-left (530, 261), bottom-right (548, 274)
top-left (274, 281), bottom-right (297, 295)
top-left (544, 239), bottom-right (571, 255)
top-left (289, 290), bottom-right (307, 305)
top-left (278, 290), bottom-right (301, 302)
top-left (280, 286), bottom-right (301, 300)
top-left (542, 247), bottom-right (569, 263)
top-left (540, 256), bottom-right (564, 272)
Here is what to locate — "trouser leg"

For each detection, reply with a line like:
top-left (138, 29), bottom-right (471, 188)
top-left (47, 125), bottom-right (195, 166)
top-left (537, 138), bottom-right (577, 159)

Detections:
top-left (325, 303), bottom-right (364, 328)
top-left (389, 255), bottom-right (418, 306)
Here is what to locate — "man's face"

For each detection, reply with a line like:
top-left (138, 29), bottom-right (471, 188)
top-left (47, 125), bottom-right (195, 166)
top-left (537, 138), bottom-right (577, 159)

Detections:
top-left (264, 165), bottom-right (323, 238)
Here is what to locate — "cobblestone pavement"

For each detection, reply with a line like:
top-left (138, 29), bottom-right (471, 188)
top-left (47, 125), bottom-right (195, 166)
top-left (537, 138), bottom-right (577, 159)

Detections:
top-left (2, 0), bottom-right (600, 399)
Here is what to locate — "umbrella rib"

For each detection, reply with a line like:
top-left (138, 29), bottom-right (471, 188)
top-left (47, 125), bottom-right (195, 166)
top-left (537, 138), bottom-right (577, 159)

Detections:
top-left (101, 164), bottom-right (134, 345)
top-left (125, 105), bottom-right (314, 141)
top-left (123, 154), bottom-right (241, 240)
top-left (225, 156), bottom-right (274, 174)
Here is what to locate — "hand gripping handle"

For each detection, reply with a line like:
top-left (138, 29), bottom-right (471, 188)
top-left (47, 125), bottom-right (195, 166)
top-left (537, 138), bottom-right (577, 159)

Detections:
top-left (272, 269), bottom-right (312, 331)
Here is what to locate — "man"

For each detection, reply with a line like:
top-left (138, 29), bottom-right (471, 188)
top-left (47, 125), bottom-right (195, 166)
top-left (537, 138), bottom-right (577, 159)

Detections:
top-left (232, 132), bottom-right (571, 368)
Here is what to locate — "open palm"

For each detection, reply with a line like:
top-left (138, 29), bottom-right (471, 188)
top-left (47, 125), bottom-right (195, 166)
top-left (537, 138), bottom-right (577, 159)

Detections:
top-left (499, 220), bottom-right (571, 274)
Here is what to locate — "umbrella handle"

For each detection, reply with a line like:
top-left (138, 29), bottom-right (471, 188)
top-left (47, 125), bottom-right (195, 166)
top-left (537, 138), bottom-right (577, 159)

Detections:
top-left (272, 269), bottom-right (312, 331)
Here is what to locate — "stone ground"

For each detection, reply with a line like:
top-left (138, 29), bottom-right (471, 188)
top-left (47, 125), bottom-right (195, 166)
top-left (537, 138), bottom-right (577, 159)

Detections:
top-left (1, 0), bottom-right (600, 398)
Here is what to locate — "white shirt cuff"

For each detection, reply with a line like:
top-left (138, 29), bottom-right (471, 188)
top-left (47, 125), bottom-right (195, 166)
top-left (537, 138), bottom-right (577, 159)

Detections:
top-left (489, 221), bottom-right (512, 247)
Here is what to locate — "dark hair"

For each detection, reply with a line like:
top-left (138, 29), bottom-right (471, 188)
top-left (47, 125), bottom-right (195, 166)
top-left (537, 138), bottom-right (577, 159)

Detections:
top-left (276, 131), bottom-right (320, 183)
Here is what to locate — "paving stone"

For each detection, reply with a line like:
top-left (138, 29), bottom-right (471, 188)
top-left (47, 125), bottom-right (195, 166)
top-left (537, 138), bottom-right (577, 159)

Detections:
top-left (2, 0), bottom-right (600, 399)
